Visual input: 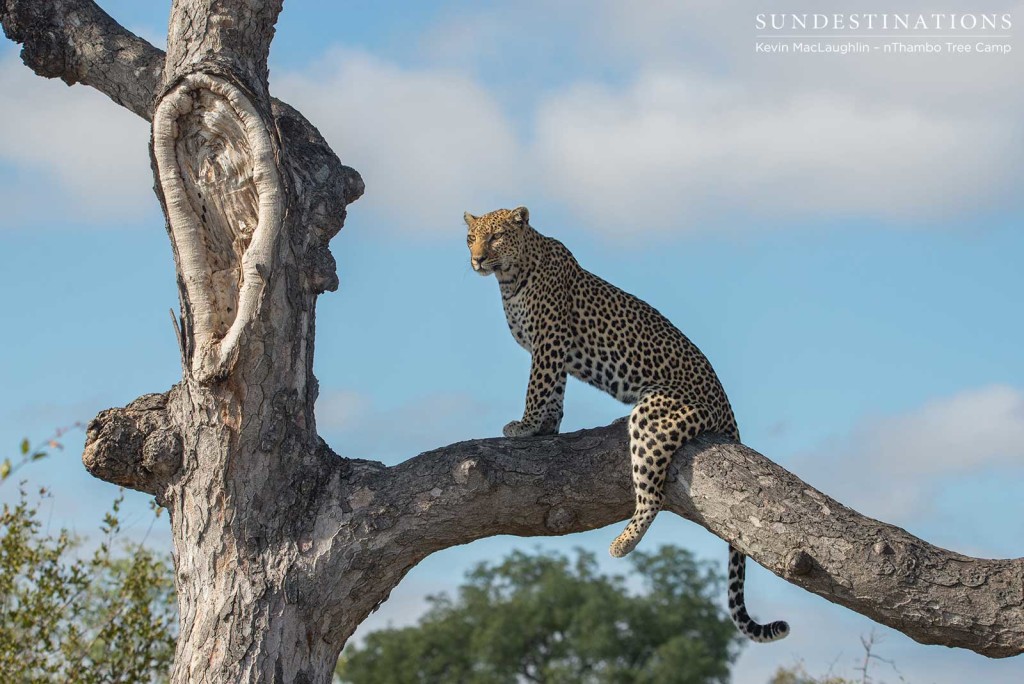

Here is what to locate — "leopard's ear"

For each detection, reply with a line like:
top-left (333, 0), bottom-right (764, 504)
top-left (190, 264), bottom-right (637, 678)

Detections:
top-left (463, 211), bottom-right (478, 226)
top-left (510, 206), bottom-right (529, 226)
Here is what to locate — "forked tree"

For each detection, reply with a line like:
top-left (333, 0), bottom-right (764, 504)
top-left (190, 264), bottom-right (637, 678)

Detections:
top-left (2, 2), bottom-right (1021, 682)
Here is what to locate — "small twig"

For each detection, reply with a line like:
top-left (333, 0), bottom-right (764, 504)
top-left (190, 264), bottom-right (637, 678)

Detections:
top-left (3, 423), bottom-right (84, 487)
top-left (823, 650), bottom-right (844, 680)
top-left (854, 630), bottom-right (904, 684)
top-left (856, 631), bottom-right (875, 684)
top-left (169, 307), bottom-right (185, 362)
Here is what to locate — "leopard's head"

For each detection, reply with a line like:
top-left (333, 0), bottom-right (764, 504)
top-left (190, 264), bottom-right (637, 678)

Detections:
top-left (464, 206), bottom-right (530, 277)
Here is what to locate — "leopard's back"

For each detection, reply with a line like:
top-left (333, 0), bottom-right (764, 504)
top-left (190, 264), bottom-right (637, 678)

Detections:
top-left (568, 266), bottom-right (736, 431)
top-left (515, 238), bottom-right (738, 436)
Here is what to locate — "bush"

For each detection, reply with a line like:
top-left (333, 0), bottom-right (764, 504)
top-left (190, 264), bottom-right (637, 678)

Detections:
top-left (0, 433), bottom-right (177, 682)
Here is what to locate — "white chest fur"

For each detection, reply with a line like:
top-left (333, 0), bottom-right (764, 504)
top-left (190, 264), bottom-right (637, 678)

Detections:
top-left (498, 278), bottom-right (531, 351)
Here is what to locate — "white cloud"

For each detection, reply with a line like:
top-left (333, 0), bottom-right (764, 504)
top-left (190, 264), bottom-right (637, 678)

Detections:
top-left (271, 42), bottom-right (1019, 238)
top-left (3, 2), bottom-right (1021, 235)
top-left (586, 0), bottom-right (1024, 108)
top-left (856, 385), bottom-right (1024, 475)
top-left (0, 55), bottom-right (156, 226)
top-left (273, 50), bottom-right (527, 234)
top-left (535, 74), bottom-right (1013, 233)
top-left (790, 385), bottom-right (1024, 521)
top-left (529, 0), bottom-right (1024, 234)
top-left (411, 0), bottom-right (1024, 235)
top-left (1, 46), bottom-right (527, 233)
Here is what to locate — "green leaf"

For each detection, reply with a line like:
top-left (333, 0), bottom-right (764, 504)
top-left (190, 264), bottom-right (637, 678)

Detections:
top-left (31, 451), bottom-right (47, 461)
top-left (20, 438), bottom-right (30, 455)
top-left (0, 459), bottom-right (10, 481)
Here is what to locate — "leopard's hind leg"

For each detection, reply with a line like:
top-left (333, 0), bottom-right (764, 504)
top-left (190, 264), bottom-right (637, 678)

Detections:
top-left (609, 391), bottom-right (710, 558)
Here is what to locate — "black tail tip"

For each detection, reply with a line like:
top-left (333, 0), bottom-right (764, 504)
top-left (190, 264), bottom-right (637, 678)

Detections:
top-left (744, 619), bottom-right (791, 642)
top-left (764, 620), bottom-right (790, 642)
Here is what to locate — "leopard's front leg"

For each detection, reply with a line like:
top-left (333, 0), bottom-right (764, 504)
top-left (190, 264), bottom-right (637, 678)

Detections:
top-left (504, 335), bottom-right (568, 437)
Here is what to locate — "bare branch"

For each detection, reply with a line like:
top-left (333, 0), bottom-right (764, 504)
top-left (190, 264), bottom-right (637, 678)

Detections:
top-left (371, 421), bottom-right (1024, 659)
top-left (0, 0), bottom-right (164, 119)
top-left (83, 391), bottom-right (182, 496)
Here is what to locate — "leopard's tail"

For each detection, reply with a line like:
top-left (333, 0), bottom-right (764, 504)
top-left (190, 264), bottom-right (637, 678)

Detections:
top-left (727, 545), bottom-right (789, 642)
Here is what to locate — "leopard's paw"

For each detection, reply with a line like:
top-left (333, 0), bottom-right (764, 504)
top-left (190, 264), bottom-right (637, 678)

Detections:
top-left (502, 420), bottom-right (541, 438)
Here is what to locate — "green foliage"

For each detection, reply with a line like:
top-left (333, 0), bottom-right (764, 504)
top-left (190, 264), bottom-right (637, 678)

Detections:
top-left (336, 545), bottom-right (742, 684)
top-left (0, 435), bottom-right (177, 682)
top-left (768, 663), bottom-right (856, 684)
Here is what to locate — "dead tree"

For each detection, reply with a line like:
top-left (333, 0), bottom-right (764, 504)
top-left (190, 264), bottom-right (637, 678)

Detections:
top-left (2, 1), bottom-right (1021, 681)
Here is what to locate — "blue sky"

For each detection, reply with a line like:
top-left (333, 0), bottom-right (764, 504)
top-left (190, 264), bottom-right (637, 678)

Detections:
top-left (2, 1), bottom-right (1023, 681)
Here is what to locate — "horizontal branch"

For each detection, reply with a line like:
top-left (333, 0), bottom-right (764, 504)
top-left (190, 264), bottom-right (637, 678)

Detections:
top-left (83, 391), bottom-right (182, 497)
top-left (374, 421), bottom-right (1024, 659)
top-left (0, 0), bottom-right (164, 119)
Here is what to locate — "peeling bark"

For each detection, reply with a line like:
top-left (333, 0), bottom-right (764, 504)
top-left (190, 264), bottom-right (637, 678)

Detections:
top-left (3, 1), bottom-right (1022, 682)
top-left (153, 72), bottom-right (285, 383)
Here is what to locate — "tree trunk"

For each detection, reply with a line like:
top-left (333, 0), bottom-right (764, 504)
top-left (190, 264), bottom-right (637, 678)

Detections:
top-left (2, 1), bottom-right (1022, 681)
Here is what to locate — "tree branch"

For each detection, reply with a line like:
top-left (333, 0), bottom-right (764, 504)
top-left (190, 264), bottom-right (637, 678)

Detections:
top-left (83, 391), bottom-right (182, 497)
top-left (373, 421), bottom-right (1024, 659)
top-left (0, 0), bottom-right (164, 119)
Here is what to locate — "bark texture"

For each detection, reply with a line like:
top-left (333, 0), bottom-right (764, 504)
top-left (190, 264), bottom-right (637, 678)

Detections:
top-left (3, 1), bottom-right (1022, 682)
top-left (0, 0), bottom-right (163, 118)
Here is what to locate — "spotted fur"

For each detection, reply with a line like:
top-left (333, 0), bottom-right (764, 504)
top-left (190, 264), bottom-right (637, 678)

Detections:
top-left (466, 206), bottom-right (789, 643)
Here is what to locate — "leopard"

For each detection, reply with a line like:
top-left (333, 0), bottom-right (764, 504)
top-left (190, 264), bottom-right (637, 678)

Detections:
top-left (465, 205), bottom-right (789, 643)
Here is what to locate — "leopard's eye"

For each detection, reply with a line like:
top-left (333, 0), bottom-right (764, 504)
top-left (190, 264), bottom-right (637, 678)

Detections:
top-left (466, 234), bottom-right (473, 245)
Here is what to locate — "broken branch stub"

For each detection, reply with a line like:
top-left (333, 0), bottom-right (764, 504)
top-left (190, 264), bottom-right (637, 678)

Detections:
top-left (152, 73), bottom-right (284, 384)
top-left (82, 392), bottom-right (181, 496)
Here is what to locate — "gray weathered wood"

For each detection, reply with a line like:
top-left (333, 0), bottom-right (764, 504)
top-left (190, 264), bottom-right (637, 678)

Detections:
top-left (3, 1), bottom-right (1022, 681)
top-left (1, 0), bottom-right (164, 118)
